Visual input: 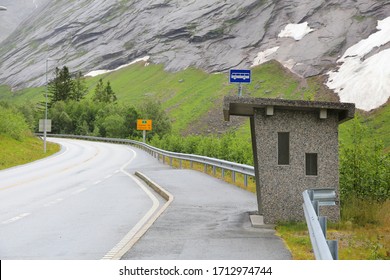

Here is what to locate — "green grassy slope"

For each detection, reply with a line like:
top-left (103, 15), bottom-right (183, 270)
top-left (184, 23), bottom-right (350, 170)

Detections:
top-left (0, 135), bottom-right (60, 170)
top-left (0, 60), bottom-right (389, 150)
top-left (82, 61), bottom-right (332, 134)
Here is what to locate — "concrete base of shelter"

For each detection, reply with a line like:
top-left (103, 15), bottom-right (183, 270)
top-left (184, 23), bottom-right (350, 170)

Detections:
top-left (249, 214), bottom-right (275, 229)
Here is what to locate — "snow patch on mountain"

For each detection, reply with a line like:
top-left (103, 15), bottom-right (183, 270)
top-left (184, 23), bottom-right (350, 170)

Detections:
top-left (327, 17), bottom-right (390, 111)
top-left (85, 56), bottom-right (150, 77)
top-left (278, 22), bottom-right (314, 41)
top-left (252, 47), bottom-right (280, 67)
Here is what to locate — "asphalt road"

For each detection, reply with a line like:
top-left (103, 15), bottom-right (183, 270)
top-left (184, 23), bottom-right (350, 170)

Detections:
top-left (0, 138), bottom-right (163, 260)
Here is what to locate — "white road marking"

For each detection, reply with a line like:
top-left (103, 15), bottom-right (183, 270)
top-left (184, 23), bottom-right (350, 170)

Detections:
top-left (71, 188), bottom-right (87, 195)
top-left (93, 180), bottom-right (102, 185)
top-left (102, 147), bottom-right (160, 260)
top-left (104, 174), bottom-right (112, 179)
top-left (2, 213), bottom-right (31, 225)
top-left (43, 198), bottom-right (64, 207)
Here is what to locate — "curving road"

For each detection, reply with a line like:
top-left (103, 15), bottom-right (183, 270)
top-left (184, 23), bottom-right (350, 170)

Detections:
top-left (0, 137), bottom-right (291, 260)
top-left (0, 138), bottom-right (162, 260)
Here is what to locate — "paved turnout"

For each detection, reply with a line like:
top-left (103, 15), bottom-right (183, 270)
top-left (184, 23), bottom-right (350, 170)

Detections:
top-left (123, 170), bottom-right (292, 260)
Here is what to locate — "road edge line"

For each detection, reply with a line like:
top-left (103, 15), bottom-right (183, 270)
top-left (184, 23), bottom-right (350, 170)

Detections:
top-left (102, 171), bottom-right (174, 260)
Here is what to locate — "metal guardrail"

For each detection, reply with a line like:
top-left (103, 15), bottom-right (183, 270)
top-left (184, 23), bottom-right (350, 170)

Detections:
top-left (41, 134), bottom-right (255, 186)
top-left (302, 189), bottom-right (338, 260)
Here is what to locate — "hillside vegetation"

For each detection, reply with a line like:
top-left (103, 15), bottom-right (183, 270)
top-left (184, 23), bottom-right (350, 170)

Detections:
top-left (0, 60), bottom-right (388, 149)
top-left (0, 102), bottom-right (59, 170)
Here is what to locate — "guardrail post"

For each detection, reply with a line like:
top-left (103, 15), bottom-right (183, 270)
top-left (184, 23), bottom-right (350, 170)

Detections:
top-left (204, 163), bottom-right (207, 173)
top-left (179, 159), bottom-right (182, 169)
top-left (213, 166), bottom-right (216, 176)
top-left (232, 171), bottom-right (236, 183)
top-left (318, 216), bottom-right (327, 238)
top-left (222, 169), bottom-right (225, 178)
top-left (312, 200), bottom-right (319, 216)
top-left (244, 175), bottom-right (248, 187)
top-left (327, 240), bottom-right (339, 260)
top-left (170, 157), bottom-right (173, 167)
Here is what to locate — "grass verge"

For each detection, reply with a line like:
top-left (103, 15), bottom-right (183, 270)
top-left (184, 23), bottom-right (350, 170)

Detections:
top-left (0, 135), bottom-right (60, 170)
top-left (276, 200), bottom-right (390, 260)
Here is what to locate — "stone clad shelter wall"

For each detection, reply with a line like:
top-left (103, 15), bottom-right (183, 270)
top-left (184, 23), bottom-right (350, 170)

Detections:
top-left (253, 108), bottom-right (340, 223)
top-left (223, 97), bottom-right (355, 224)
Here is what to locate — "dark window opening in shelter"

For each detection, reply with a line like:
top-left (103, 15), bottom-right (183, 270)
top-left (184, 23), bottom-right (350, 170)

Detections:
top-left (306, 153), bottom-right (318, 176)
top-left (278, 132), bottom-right (289, 165)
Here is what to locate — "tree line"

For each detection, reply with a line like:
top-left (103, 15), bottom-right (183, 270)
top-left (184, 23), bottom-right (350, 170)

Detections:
top-left (47, 66), bottom-right (117, 106)
top-left (43, 66), bottom-right (171, 139)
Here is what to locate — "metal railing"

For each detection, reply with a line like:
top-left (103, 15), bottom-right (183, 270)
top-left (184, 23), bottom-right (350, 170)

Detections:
top-left (302, 189), bottom-right (339, 260)
top-left (41, 134), bottom-right (255, 186)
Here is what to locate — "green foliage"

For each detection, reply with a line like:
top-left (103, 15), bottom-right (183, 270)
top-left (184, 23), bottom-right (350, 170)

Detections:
top-left (93, 79), bottom-right (117, 103)
top-left (340, 196), bottom-right (384, 226)
top-left (0, 102), bottom-right (30, 140)
top-left (48, 66), bottom-right (87, 106)
top-left (46, 98), bottom-right (169, 139)
top-left (101, 114), bottom-right (126, 138)
top-left (72, 71), bottom-right (88, 101)
top-left (150, 132), bottom-right (253, 165)
top-left (139, 99), bottom-right (172, 139)
top-left (340, 116), bottom-right (390, 202)
top-left (48, 66), bottom-right (74, 104)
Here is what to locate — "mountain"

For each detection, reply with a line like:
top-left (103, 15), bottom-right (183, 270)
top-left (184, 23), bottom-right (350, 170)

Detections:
top-left (0, 0), bottom-right (389, 111)
top-left (0, 0), bottom-right (49, 42)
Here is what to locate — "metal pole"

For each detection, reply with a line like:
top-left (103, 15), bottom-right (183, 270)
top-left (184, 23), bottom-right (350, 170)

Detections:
top-left (143, 130), bottom-right (146, 143)
top-left (238, 83), bottom-right (242, 97)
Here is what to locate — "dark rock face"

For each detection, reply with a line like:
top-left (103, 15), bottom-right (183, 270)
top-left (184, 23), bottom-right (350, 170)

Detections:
top-left (0, 0), bottom-right (389, 88)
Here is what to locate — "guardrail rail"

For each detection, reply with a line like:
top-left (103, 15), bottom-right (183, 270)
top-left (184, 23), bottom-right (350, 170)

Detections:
top-left (302, 189), bottom-right (339, 260)
top-left (40, 134), bottom-right (255, 187)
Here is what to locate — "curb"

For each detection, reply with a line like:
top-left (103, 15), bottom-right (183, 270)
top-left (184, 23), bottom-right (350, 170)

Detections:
top-left (102, 171), bottom-right (174, 260)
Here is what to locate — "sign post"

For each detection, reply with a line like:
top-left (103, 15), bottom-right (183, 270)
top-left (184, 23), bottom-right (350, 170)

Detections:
top-left (229, 69), bottom-right (251, 97)
top-left (137, 119), bottom-right (152, 143)
top-left (39, 119), bottom-right (52, 153)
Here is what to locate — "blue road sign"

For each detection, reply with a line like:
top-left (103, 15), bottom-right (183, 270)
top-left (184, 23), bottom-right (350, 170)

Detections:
top-left (229, 69), bottom-right (251, 84)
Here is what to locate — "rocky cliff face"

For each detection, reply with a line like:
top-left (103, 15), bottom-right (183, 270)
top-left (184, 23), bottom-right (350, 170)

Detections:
top-left (0, 0), bottom-right (389, 109)
top-left (0, 0), bottom-right (49, 42)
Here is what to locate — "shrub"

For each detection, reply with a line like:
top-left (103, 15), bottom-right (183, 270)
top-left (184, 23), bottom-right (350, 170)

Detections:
top-left (0, 103), bottom-right (30, 140)
top-left (339, 117), bottom-right (390, 202)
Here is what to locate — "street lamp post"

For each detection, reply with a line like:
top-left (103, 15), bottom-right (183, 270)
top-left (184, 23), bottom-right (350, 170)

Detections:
top-left (44, 60), bottom-right (49, 153)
